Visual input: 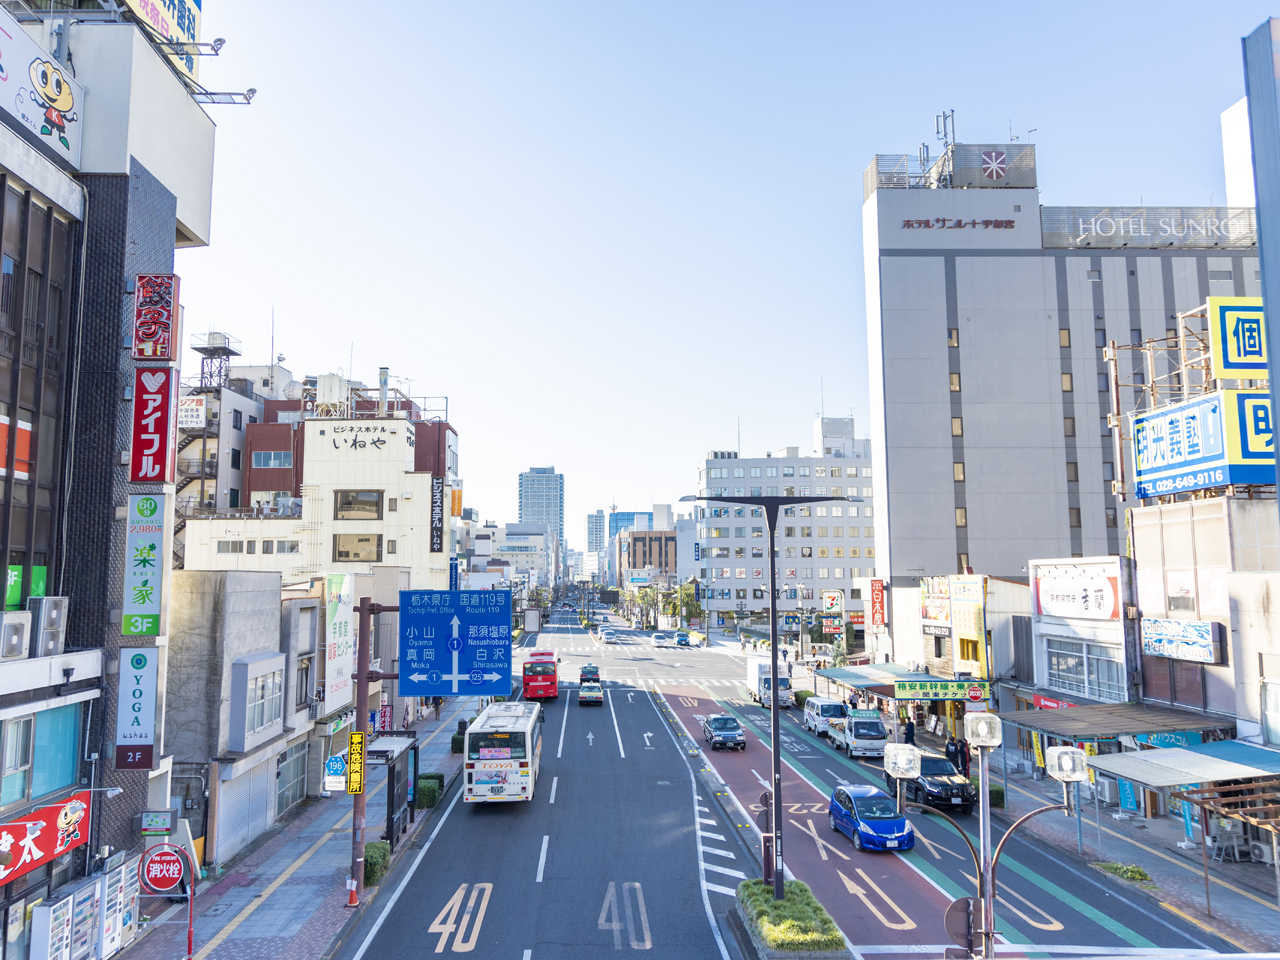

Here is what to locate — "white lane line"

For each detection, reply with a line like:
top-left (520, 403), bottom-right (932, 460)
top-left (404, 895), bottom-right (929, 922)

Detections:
top-left (703, 862), bottom-right (747, 879)
top-left (705, 882), bottom-right (739, 897)
top-left (523, 951), bottom-right (532, 960)
top-left (549, 776), bottom-right (558, 804)
top-left (700, 847), bottom-right (736, 859)
top-left (697, 817), bottom-right (717, 825)
top-left (606, 687), bottom-right (626, 758)
top-left (535, 835), bottom-right (549, 883)
top-left (556, 693), bottom-right (569, 759)
top-left (696, 805), bottom-right (710, 812)
top-left (349, 783), bottom-right (464, 960)
top-left (700, 831), bottom-right (726, 842)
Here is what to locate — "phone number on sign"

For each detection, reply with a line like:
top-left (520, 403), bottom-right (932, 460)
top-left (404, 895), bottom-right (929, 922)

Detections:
top-left (1137, 468), bottom-right (1227, 497)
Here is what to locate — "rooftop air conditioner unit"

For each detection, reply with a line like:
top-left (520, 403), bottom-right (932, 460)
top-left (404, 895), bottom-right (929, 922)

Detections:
top-left (27, 597), bottom-right (68, 658)
top-left (0, 612), bottom-right (31, 662)
top-left (1250, 840), bottom-right (1274, 865)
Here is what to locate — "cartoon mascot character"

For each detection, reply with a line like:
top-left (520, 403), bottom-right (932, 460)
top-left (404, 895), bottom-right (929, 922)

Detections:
top-left (28, 59), bottom-right (76, 151)
top-left (55, 799), bottom-right (86, 851)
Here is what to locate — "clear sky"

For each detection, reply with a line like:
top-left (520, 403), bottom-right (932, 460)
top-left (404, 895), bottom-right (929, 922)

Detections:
top-left (177, 2), bottom-right (1275, 551)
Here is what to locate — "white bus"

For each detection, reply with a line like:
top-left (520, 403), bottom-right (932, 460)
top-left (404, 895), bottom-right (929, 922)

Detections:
top-left (464, 702), bottom-right (544, 803)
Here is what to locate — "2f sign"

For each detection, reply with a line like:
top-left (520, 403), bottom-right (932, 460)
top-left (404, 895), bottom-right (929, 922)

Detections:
top-left (115, 648), bottom-right (158, 770)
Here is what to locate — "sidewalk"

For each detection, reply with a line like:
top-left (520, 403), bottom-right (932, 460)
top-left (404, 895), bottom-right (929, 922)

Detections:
top-left (123, 696), bottom-right (477, 960)
top-left (996, 762), bottom-right (1280, 953)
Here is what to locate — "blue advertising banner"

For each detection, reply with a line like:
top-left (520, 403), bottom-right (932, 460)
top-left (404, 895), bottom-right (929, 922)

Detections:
top-left (398, 590), bottom-right (512, 697)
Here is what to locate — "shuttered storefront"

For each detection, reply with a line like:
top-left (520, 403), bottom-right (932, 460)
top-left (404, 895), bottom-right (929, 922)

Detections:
top-left (216, 760), bottom-right (276, 863)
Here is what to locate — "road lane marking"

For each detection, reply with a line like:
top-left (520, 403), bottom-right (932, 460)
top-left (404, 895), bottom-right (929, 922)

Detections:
top-left (703, 862), bottom-right (747, 879)
top-left (1157, 902), bottom-right (1250, 952)
top-left (697, 818), bottom-right (717, 825)
top-left (962, 870), bottom-right (1064, 932)
top-left (523, 951), bottom-right (531, 960)
top-left (838, 868), bottom-right (917, 930)
top-left (549, 776), bottom-right (558, 804)
top-left (700, 831), bottom-right (726, 841)
top-left (789, 818), bottom-right (850, 862)
top-left (914, 831), bottom-right (965, 861)
top-left (535, 835), bottom-right (549, 883)
top-left (705, 882), bottom-right (738, 897)
top-left (701, 847), bottom-right (735, 859)
top-left (556, 695), bottom-right (569, 758)
top-left (606, 687), bottom-right (626, 758)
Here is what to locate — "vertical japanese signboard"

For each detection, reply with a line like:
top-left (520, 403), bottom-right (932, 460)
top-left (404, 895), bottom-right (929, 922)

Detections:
top-left (450, 487), bottom-right (463, 517)
top-left (176, 395), bottom-right (205, 430)
top-left (1207, 297), bottom-right (1266, 380)
top-left (431, 477), bottom-right (445, 553)
top-left (346, 732), bottom-right (365, 795)
top-left (122, 494), bottom-right (167, 636)
top-left (324, 574), bottom-right (355, 712)
top-left (116, 648), bottom-right (157, 768)
top-left (129, 368), bottom-right (176, 482)
top-left (131, 275), bottom-right (180, 361)
top-left (870, 579), bottom-right (886, 632)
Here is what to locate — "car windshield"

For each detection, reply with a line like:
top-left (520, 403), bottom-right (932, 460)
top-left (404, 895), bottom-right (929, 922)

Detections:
top-left (921, 759), bottom-right (957, 777)
top-left (777, 677), bottom-right (791, 689)
top-left (709, 717), bottom-right (740, 731)
top-left (581, 684), bottom-right (601, 693)
top-left (854, 797), bottom-right (900, 820)
top-left (819, 704), bottom-right (845, 718)
top-left (853, 721), bottom-right (887, 739)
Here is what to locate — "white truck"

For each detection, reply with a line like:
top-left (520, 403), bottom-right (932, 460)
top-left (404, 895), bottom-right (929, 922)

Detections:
top-left (746, 658), bottom-right (793, 709)
top-left (829, 709), bottom-right (890, 758)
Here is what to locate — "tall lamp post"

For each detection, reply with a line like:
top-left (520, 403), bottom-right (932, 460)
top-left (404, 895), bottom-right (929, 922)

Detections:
top-left (681, 491), bottom-right (860, 901)
top-left (886, 716), bottom-right (1087, 958)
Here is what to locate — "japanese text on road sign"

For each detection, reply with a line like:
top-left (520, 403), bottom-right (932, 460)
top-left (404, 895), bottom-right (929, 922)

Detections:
top-left (398, 590), bottom-right (513, 697)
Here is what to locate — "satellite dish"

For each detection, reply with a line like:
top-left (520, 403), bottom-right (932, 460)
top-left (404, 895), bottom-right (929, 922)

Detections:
top-left (285, 380), bottom-right (303, 400)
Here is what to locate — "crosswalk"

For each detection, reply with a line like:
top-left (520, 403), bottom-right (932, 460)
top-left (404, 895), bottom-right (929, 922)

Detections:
top-left (696, 795), bottom-right (745, 898)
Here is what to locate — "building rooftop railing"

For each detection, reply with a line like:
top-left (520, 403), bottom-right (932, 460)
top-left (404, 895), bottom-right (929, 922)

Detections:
top-left (178, 500), bottom-right (303, 520)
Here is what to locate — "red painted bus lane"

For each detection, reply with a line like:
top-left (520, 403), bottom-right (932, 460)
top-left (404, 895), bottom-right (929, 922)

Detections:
top-left (660, 683), bottom-right (951, 951)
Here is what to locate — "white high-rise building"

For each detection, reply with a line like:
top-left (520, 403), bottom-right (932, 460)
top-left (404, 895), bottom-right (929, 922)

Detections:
top-left (518, 466), bottom-right (565, 550)
top-left (584, 509), bottom-right (606, 552)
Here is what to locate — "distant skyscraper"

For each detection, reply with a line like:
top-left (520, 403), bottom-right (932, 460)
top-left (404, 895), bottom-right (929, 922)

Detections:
top-left (518, 467), bottom-right (565, 548)
top-left (608, 510), bottom-right (653, 538)
top-left (585, 509), bottom-right (605, 552)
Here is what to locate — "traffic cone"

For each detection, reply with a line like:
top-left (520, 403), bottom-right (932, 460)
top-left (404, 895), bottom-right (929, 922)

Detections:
top-left (345, 878), bottom-right (358, 908)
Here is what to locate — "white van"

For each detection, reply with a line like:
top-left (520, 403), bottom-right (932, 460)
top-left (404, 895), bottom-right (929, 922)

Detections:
top-left (803, 697), bottom-right (847, 737)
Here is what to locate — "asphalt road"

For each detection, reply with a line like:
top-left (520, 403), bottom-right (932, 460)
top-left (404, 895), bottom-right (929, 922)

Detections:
top-left (335, 611), bottom-right (742, 960)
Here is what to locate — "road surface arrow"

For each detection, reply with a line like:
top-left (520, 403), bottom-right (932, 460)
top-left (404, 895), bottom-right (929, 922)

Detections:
top-left (837, 868), bottom-right (916, 930)
top-left (627, 693), bottom-right (634, 702)
top-left (643, 732), bottom-right (653, 748)
top-left (587, 732), bottom-right (595, 746)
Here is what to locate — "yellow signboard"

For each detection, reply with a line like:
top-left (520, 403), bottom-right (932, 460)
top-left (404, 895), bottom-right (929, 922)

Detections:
top-left (949, 575), bottom-right (987, 677)
top-left (1207, 297), bottom-right (1267, 381)
top-left (346, 732), bottom-right (365, 795)
top-left (1222, 389), bottom-right (1275, 478)
top-left (123, 0), bottom-right (203, 83)
top-left (1033, 732), bottom-right (1045, 770)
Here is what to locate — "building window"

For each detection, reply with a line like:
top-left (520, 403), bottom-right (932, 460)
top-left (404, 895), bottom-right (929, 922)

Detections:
top-left (246, 670), bottom-right (284, 734)
top-left (947, 328), bottom-right (959, 347)
top-left (1059, 329), bottom-right (1071, 347)
top-left (1066, 462), bottom-right (1078, 482)
top-left (783, 466), bottom-right (794, 477)
top-left (751, 527), bottom-right (763, 538)
top-left (1208, 270), bottom-right (1233, 281)
top-left (950, 373), bottom-right (961, 392)
top-left (388, 498), bottom-right (397, 512)
top-left (251, 450), bottom-right (293, 469)
top-left (766, 486), bottom-right (778, 496)
top-left (228, 489), bottom-right (240, 508)
top-left (955, 508), bottom-right (967, 527)
top-left (232, 409), bottom-right (243, 430)
top-left (865, 546), bottom-right (875, 557)
top-left (335, 490), bottom-right (383, 520)
top-left (734, 527), bottom-right (746, 538)
top-left (953, 462), bottom-right (965, 482)
top-left (2, 705), bottom-right (79, 807)
top-left (766, 467), bottom-right (778, 477)
top-left (818, 547), bottom-right (829, 558)
top-left (733, 467), bottom-right (745, 478)
top-left (387, 540), bottom-right (397, 554)
top-left (801, 547), bottom-right (813, 558)
top-left (750, 467), bottom-right (761, 478)
top-left (296, 658), bottom-right (311, 707)
top-left (1, 716), bottom-right (32, 805)
top-left (1264, 681), bottom-right (1280, 746)
top-left (1098, 373), bottom-right (1109, 392)
top-left (1063, 417), bottom-right (1075, 437)
top-left (1106, 508), bottom-right (1117, 528)
top-left (1061, 373), bottom-right (1073, 392)
top-left (801, 527), bottom-right (812, 537)
top-left (1069, 508), bottom-right (1081, 527)
top-left (951, 417), bottom-right (963, 437)
top-left (216, 540), bottom-right (244, 553)
top-left (1101, 416), bottom-right (1112, 437)
top-left (230, 448), bottom-right (242, 470)
top-left (958, 552), bottom-right (969, 572)
top-left (1087, 269), bottom-right (1101, 281)
top-left (1102, 462), bottom-right (1114, 482)
top-left (750, 486), bottom-right (762, 496)
top-left (263, 540), bottom-right (274, 554)
top-left (277, 541), bottom-right (300, 554)
top-left (333, 534), bottom-right (383, 562)
top-left (934, 636), bottom-right (945, 658)
top-left (246, 540), bottom-right (256, 554)
top-left (1046, 638), bottom-right (1124, 702)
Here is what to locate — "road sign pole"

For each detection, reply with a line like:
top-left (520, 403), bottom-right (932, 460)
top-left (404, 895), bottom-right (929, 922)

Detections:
top-left (766, 505), bottom-right (785, 901)
top-left (351, 596), bottom-right (372, 903)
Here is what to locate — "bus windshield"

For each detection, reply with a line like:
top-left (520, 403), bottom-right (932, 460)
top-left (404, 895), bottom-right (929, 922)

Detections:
top-left (523, 663), bottom-right (555, 676)
top-left (469, 731), bottom-right (527, 760)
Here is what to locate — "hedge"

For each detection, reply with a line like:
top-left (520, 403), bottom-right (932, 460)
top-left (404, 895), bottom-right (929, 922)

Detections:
top-left (450, 732), bottom-right (464, 753)
top-left (364, 841), bottom-right (391, 886)
top-left (970, 777), bottom-right (1004, 808)
top-left (793, 690), bottom-right (816, 709)
top-left (415, 780), bottom-right (440, 809)
top-left (736, 879), bottom-right (844, 953)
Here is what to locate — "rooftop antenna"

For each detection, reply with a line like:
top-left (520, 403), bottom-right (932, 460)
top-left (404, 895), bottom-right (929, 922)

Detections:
top-left (737, 416), bottom-right (740, 455)
top-left (270, 306), bottom-right (274, 370)
top-left (935, 110), bottom-right (955, 148)
top-left (820, 377), bottom-right (825, 420)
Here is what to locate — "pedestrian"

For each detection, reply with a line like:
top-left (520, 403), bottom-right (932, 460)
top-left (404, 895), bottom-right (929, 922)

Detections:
top-left (904, 717), bottom-right (916, 745)
top-left (433, 696), bottom-right (442, 721)
top-left (782, 648), bottom-right (789, 664)
top-left (402, 702), bottom-right (410, 730)
top-left (945, 735), bottom-right (960, 772)
top-left (958, 736), bottom-right (971, 778)
top-left (847, 692), bottom-right (857, 711)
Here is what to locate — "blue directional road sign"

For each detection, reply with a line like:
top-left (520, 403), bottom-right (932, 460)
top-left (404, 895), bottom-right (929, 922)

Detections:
top-left (325, 754), bottom-right (346, 777)
top-left (398, 590), bottom-right (513, 697)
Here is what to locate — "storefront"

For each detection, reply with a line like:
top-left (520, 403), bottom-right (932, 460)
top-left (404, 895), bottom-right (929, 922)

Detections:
top-left (812, 664), bottom-right (989, 742)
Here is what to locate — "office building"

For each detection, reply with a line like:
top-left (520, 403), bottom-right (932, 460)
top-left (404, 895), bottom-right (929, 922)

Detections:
top-left (608, 509), bottom-right (653, 538)
top-left (863, 136), bottom-right (1258, 589)
top-left (518, 467), bottom-right (564, 551)
top-left (584, 509), bottom-right (605, 553)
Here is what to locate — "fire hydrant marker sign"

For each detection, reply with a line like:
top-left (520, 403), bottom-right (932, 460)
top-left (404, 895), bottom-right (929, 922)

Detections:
top-left (116, 647), bottom-right (158, 769)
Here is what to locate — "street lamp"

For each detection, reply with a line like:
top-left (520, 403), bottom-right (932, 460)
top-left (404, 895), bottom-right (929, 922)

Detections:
top-left (681, 490), bottom-right (861, 901)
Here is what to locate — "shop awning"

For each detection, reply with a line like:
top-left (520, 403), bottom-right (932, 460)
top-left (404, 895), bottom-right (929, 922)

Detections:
top-left (998, 702), bottom-right (1232, 743)
top-left (815, 663), bottom-right (938, 695)
top-left (1087, 739), bottom-right (1280, 789)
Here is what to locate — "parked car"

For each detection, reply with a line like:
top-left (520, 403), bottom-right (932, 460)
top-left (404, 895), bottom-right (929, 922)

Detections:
top-left (651, 633), bottom-right (668, 646)
top-left (884, 751), bottom-right (977, 815)
top-left (675, 632), bottom-right (691, 646)
top-left (701, 714), bottom-right (746, 751)
top-left (828, 784), bottom-right (913, 852)
top-left (579, 664), bottom-right (600, 684)
top-left (578, 682), bottom-right (604, 705)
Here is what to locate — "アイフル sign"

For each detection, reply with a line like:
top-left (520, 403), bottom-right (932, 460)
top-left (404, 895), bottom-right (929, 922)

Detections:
top-left (115, 648), bottom-right (158, 769)
top-left (122, 494), bottom-right (168, 636)
top-left (131, 275), bottom-right (180, 360)
top-left (129, 368), bottom-right (176, 482)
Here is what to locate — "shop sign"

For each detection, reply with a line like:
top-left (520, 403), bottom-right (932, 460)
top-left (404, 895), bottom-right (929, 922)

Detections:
top-left (0, 5), bottom-right (86, 168)
top-left (122, 495), bottom-right (167, 636)
top-left (1034, 567), bottom-right (1120, 620)
top-left (176, 395), bottom-right (205, 430)
top-left (116, 647), bottom-right (158, 768)
top-left (1040, 207), bottom-right (1256, 250)
top-left (0, 791), bottom-right (91, 887)
top-left (821, 615), bottom-right (841, 635)
top-left (121, 0), bottom-right (202, 82)
top-left (139, 810), bottom-right (174, 836)
top-left (1033, 694), bottom-right (1076, 709)
top-left (431, 477), bottom-right (445, 553)
top-left (451, 488), bottom-right (463, 517)
top-left (131, 275), bottom-right (180, 360)
top-left (821, 590), bottom-right (843, 614)
top-left (894, 680), bottom-right (988, 701)
top-left (849, 709), bottom-right (880, 719)
top-left (870, 579), bottom-right (886, 631)
top-left (129, 368), bottom-right (176, 482)
top-left (347, 732), bottom-right (366, 795)
top-left (920, 576), bottom-right (951, 634)
top-left (324, 575), bottom-right (356, 712)
top-left (1140, 618), bottom-right (1222, 664)
top-left (848, 611), bottom-right (865, 625)
top-left (1207, 297), bottom-right (1267, 380)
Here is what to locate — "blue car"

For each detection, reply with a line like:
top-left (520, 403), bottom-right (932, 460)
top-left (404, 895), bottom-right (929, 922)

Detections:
top-left (828, 784), bottom-right (914, 852)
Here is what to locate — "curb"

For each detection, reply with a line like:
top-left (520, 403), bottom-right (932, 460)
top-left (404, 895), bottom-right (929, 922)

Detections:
top-left (320, 763), bottom-right (464, 960)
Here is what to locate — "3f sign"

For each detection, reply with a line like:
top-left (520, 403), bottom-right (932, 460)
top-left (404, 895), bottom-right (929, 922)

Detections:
top-left (115, 648), bottom-right (158, 769)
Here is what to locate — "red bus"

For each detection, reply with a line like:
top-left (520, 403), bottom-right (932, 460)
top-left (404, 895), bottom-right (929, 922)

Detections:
top-left (523, 650), bottom-right (558, 699)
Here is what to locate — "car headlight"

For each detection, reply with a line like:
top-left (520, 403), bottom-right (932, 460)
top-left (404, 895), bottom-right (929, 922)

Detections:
top-left (925, 783), bottom-right (941, 793)
top-left (858, 822), bottom-right (875, 834)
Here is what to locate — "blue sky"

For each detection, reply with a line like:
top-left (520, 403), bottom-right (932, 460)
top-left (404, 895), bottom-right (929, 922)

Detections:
top-left (177, 2), bottom-right (1275, 550)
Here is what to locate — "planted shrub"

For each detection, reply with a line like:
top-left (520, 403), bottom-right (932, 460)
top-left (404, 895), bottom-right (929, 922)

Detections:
top-left (364, 841), bottom-right (391, 886)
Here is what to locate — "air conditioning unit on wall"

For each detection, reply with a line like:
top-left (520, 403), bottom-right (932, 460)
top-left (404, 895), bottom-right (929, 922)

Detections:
top-left (1251, 840), bottom-right (1274, 865)
top-left (0, 612), bottom-right (31, 662)
top-left (1095, 776), bottom-right (1117, 805)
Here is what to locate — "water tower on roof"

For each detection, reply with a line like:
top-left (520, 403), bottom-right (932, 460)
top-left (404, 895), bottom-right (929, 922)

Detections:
top-left (191, 331), bottom-right (242, 390)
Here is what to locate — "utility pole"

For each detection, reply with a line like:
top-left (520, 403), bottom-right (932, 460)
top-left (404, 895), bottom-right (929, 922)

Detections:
top-left (350, 596), bottom-right (399, 904)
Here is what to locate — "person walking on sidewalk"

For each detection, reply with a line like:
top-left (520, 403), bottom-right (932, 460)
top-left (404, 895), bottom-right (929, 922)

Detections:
top-left (432, 696), bottom-right (442, 721)
top-left (945, 735), bottom-right (960, 772)
top-left (782, 648), bottom-right (789, 664)
top-left (904, 718), bottom-right (916, 745)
